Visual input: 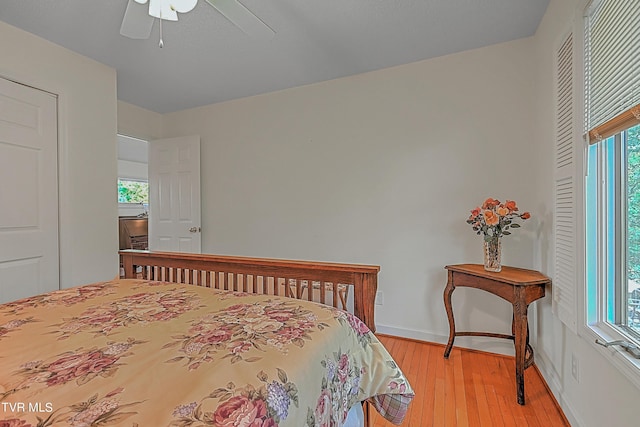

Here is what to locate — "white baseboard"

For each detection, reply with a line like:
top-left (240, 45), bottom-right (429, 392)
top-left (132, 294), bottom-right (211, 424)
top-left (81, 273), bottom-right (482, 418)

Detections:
top-left (534, 349), bottom-right (583, 427)
top-left (375, 324), bottom-right (447, 344)
top-left (375, 324), bottom-right (514, 356)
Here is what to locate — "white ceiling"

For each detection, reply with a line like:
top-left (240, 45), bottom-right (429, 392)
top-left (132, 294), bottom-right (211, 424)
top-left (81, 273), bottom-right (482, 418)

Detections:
top-left (0, 0), bottom-right (549, 114)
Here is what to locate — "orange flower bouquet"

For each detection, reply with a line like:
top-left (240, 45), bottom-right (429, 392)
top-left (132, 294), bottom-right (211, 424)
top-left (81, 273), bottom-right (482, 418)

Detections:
top-left (467, 198), bottom-right (531, 272)
top-left (467, 198), bottom-right (530, 241)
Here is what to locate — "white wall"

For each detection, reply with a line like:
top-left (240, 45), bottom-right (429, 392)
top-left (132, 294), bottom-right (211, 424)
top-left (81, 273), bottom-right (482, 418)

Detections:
top-left (117, 100), bottom-right (163, 141)
top-left (162, 37), bottom-right (540, 356)
top-left (532, 1), bottom-right (640, 426)
top-left (0, 21), bottom-right (119, 286)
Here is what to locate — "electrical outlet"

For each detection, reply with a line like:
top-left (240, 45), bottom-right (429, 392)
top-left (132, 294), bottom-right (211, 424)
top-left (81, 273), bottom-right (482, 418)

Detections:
top-left (375, 291), bottom-right (384, 305)
top-left (571, 353), bottom-right (579, 382)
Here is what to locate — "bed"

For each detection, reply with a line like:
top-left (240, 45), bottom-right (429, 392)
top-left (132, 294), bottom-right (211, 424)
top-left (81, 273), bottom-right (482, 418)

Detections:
top-left (0, 250), bottom-right (413, 427)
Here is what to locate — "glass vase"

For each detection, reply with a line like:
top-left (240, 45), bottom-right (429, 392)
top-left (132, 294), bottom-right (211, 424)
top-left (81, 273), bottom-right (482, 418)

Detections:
top-left (483, 237), bottom-right (502, 272)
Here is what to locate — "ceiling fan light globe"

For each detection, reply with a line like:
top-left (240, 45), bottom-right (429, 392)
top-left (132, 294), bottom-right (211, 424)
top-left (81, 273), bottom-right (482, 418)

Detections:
top-left (171, 0), bottom-right (198, 13)
top-left (149, 0), bottom-right (179, 21)
top-left (134, 0), bottom-right (149, 4)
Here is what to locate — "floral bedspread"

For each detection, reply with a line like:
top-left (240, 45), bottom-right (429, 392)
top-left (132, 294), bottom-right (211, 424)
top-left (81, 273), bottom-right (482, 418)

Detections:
top-left (0, 279), bottom-right (413, 426)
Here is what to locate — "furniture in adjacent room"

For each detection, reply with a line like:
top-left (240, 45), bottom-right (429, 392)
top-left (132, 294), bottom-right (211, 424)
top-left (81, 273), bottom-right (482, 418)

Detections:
top-left (118, 216), bottom-right (148, 250)
top-left (442, 263), bottom-right (550, 405)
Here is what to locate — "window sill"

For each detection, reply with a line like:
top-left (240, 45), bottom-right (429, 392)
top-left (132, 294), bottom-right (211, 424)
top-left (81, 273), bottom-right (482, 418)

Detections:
top-left (118, 203), bottom-right (147, 211)
top-left (583, 322), bottom-right (640, 390)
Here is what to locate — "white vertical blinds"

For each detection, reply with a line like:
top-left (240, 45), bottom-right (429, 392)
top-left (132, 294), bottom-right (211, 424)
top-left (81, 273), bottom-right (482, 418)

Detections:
top-left (554, 30), bottom-right (578, 333)
top-left (585, 0), bottom-right (640, 132)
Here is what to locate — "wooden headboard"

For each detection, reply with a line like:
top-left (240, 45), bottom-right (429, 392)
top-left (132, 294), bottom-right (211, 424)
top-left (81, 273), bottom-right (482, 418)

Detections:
top-left (119, 250), bottom-right (380, 332)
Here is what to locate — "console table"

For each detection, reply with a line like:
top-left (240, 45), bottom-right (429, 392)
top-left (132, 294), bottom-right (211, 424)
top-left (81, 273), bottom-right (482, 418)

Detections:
top-left (443, 264), bottom-right (550, 405)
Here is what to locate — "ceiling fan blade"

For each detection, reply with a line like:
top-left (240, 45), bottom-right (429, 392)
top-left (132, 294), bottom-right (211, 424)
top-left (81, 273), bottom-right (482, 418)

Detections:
top-left (120, 0), bottom-right (154, 39)
top-left (204, 0), bottom-right (275, 39)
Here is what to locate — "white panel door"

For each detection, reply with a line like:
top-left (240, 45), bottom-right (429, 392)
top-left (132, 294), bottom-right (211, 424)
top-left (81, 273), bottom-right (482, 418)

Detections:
top-left (0, 77), bottom-right (59, 303)
top-left (148, 135), bottom-right (201, 253)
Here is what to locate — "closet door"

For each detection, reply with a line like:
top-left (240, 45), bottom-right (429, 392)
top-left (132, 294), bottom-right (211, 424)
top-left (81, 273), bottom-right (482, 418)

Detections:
top-left (0, 77), bottom-right (59, 303)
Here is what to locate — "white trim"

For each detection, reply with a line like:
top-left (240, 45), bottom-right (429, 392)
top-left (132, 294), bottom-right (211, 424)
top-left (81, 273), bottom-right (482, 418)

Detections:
top-left (375, 324), bottom-right (515, 356)
top-left (583, 115), bottom-right (640, 391)
top-left (583, 323), bottom-right (640, 390)
top-left (572, 6), bottom-right (588, 340)
top-left (375, 325), bottom-right (446, 344)
top-left (535, 348), bottom-right (584, 427)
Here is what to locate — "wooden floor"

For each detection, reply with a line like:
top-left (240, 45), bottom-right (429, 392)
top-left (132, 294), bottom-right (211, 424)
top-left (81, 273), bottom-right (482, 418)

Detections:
top-left (369, 335), bottom-right (570, 427)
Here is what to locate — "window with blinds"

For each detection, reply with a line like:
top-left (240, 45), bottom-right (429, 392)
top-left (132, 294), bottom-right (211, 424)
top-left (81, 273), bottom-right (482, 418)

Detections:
top-left (584, 0), bottom-right (640, 379)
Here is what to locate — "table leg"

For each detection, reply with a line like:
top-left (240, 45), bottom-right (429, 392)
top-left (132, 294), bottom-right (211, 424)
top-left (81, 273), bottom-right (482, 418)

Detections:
top-left (513, 293), bottom-right (528, 405)
top-left (511, 313), bottom-right (535, 368)
top-left (443, 271), bottom-right (456, 359)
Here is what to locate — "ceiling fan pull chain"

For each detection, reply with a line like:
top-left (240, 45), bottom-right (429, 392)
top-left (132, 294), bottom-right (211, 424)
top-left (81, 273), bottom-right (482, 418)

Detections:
top-left (158, 10), bottom-right (164, 48)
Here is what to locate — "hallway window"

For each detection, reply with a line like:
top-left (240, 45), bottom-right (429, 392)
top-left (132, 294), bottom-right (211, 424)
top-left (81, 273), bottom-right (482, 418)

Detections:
top-left (118, 178), bottom-right (149, 204)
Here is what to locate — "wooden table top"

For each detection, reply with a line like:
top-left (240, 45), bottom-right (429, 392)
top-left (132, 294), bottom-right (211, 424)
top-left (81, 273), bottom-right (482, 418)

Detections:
top-left (445, 264), bottom-right (551, 286)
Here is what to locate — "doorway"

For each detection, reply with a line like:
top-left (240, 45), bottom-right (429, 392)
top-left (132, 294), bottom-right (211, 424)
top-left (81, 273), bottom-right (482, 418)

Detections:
top-left (117, 134), bottom-right (202, 254)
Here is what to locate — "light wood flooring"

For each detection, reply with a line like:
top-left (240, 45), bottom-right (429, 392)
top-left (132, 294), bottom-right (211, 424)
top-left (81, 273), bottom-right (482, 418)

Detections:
top-left (369, 335), bottom-right (570, 427)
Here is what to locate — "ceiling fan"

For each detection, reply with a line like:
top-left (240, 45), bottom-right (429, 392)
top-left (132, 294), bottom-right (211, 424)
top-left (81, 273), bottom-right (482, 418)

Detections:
top-left (120, 0), bottom-right (274, 41)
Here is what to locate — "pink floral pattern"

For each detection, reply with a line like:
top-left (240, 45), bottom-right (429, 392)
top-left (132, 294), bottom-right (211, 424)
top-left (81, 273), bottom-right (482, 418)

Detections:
top-left (0, 420), bottom-right (32, 427)
top-left (64, 388), bottom-right (141, 427)
top-left (0, 317), bottom-right (36, 342)
top-left (7, 339), bottom-right (143, 398)
top-left (307, 351), bottom-right (363, 427)
top-left (165, 299), bottom-right (327, 370)
top-left (334, 310), bottom-right (372, 347)
top-left (171, 368), bottom-right (298, 426)
top-left (0, 283), bottom-right (116, 315)
top-left (53, 287), bottom-right (202, 339)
